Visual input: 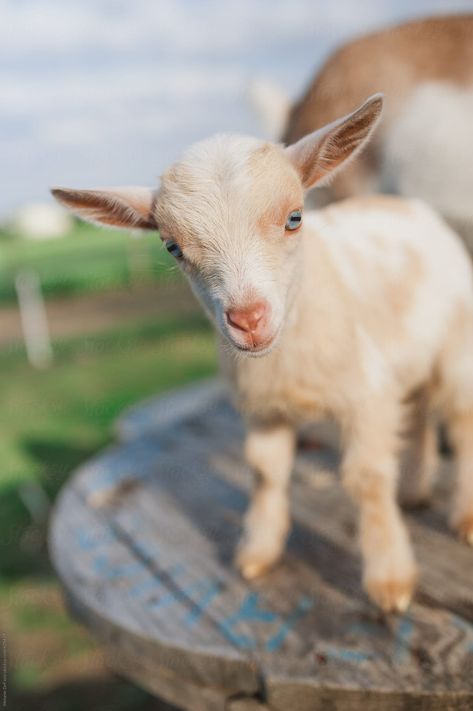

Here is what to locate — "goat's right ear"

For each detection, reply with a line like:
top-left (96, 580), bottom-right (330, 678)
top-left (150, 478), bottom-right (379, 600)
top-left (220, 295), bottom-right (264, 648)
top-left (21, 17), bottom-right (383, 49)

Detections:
top-left (50, 187), bottom-right (158, 230)
top-left (285, 93), bottom-right (383, 190)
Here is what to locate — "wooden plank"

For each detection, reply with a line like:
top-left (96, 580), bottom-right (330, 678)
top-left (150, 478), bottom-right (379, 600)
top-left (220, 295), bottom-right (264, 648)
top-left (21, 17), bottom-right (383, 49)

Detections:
top-left (205, 416), bottom-right (473, 622)
top-left (115, 378), bottom-right (227, 442)
top-left (266, 682), bottom-right (473, 711)
top-left (52, 486), bottom-right (261, 696)
top-left (50, 382), bottom-right (473, 709)
top-left (107, 432), bottom-right (473, 693)
top-left (106, 646), bottom-right (272, 711)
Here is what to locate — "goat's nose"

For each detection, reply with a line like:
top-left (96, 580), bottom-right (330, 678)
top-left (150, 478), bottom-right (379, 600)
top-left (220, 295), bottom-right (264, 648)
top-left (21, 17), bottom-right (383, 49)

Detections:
top-left (226, 301), bottom-right (267, 333)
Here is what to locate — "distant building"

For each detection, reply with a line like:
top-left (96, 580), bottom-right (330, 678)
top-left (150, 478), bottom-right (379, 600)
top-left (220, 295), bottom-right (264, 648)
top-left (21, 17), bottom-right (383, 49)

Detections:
top-left (10, 202), bottom-right (73, 240)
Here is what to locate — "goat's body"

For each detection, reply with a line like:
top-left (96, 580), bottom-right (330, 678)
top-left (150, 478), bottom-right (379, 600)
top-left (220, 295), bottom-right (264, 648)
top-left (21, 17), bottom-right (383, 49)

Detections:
top-left (53, 96), bottom-right (473, 612)
top-left (222, 195), bottom-right (473, 609)
top-left (223, 195), bottom-right (473, 429)
top-left (282, 15), bottom-right (473, 248)
top-left (284, 15), bottom-right (473, 145)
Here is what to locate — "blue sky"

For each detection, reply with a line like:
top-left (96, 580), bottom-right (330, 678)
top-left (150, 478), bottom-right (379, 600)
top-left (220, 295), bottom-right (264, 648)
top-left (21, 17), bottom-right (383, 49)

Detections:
top-left (1, 0), bottom-right (472, 217)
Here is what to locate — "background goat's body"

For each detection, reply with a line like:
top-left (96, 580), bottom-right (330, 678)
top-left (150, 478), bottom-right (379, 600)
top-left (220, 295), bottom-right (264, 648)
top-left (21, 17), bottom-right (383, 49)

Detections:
top-left (282, 15), bottom-right (473, 248)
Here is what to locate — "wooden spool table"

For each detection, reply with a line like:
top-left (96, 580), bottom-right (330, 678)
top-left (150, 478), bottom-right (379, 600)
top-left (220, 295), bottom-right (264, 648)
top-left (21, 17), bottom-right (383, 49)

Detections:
top-left (50, 378), bottom-right (473, 710)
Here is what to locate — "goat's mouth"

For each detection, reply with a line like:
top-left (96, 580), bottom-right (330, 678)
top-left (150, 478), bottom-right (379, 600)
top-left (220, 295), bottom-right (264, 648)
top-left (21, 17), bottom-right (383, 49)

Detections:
top-left (235, 340), bottom-right (274, 356)
top-left (226, 329), bottom-right (280, 357)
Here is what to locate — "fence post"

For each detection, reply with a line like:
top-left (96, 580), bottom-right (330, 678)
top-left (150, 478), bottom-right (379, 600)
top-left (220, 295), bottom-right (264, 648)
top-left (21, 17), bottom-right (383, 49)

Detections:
top-left (15, 269), bottom-right (53, 369)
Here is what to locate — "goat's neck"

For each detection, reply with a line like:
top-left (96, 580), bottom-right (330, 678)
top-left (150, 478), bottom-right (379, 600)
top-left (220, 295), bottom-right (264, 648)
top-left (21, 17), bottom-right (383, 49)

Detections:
top-left (282, 222), bottom-right (345, 343)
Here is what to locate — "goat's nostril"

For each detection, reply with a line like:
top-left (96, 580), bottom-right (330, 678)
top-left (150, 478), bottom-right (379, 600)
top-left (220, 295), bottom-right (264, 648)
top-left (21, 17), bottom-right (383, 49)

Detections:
top-left (226, 302), bottom-right (267, 333)
top-left (226, 310), bottom-right (252, 333)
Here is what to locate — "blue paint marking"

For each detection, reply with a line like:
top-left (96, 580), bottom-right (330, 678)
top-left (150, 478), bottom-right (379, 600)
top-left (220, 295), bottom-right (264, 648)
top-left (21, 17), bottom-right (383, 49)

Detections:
top-left (133, 539), bottom-right (159, 561)
top-left (451, 615), bottom-right (473, 654)
top-left (347, 616), bottom-right (413, 665)
top-left (93, 554), bottom-right (144, 581)
top-left (335, 631), bottom-right (374, 665)
top-left (162, 563), bottom-right (186, 579)
top-left (124, 515), bottom-right (143, 536)
top-left (149, 573), bottom-right (218, 617)
top-left (392, 617), bottom-right (414, 665)
top-left (265, 596), bottom-right (313, 652)
top-left (326, 647), bottom-right (371, 664)
top-left (127, 577), bottom-right (163, 599)
top-left (76, 529), bottom-right (98, 551)
top-left (185, 580), bottom-right (223, 627)
top-left (75, 526), bottom-right (114, 551)
top-left (219, 592), bottom-right (279, 650)
top-left (149, 589), bottom-right (181, 611)
top-left (346, 621), bottom-right (385, 638)
top-left (127, 563), bottom-right (186, 600)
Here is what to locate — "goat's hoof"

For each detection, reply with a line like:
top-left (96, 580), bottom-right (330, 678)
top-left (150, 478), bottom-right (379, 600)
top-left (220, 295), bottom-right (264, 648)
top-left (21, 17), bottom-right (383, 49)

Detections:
top-left (364, 574), bottom-right (416, 613)
top-left (452, 513), bottom-right (473, 545)
top-left (235, 539), bottom-right (282, 580)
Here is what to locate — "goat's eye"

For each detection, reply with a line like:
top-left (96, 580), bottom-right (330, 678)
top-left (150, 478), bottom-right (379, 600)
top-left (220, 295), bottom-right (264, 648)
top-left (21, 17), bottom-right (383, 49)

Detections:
top-left (165, 241), bottom-right (183, 258)
top-left (285, 209), bottom-right (302, 232)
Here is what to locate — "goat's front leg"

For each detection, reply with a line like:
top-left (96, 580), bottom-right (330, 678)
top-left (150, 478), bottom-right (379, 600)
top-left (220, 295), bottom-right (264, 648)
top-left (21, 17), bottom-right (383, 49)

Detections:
top-left (342, 408), bottom-right (417, 612)
top-left (236, 422), bottom-right (296, 580)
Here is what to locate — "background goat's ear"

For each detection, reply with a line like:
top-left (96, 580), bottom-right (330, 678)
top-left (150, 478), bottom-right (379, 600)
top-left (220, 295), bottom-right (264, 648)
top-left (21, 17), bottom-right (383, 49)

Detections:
top-left (50, 187), bottom-right (158, 230)
top-left (285, 93), bottom-right (383, 190)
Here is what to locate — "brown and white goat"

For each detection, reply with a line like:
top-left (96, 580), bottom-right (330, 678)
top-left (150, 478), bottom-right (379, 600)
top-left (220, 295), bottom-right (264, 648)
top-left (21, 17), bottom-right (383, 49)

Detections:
top-left (52, 94), bottom-right (473, 612)
top-left (272, 15), bottom-right (473, 249)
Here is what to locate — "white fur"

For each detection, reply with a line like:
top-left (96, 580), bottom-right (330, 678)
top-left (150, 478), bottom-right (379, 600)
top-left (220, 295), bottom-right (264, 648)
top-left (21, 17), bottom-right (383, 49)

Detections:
top-left (383, 83), bottom-right (473, 244)
top-left (314, 199), bottom-right (473, 387)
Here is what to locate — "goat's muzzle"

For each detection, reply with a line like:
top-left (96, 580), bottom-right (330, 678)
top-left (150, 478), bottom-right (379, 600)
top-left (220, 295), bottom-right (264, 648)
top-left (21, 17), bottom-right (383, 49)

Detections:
top-left (225, 300), bottom-right (273, 352)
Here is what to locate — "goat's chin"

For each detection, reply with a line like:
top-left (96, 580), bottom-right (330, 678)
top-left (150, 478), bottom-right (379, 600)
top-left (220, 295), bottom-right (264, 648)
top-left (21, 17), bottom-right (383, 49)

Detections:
top-left (239, 343), bottom-right (277, 358)
top-left (225, 330), bottom-right (281, 358)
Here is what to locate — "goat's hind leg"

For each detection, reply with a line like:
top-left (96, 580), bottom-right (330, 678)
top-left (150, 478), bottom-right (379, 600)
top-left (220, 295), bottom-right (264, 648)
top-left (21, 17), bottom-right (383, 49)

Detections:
top-left (449, 410), bottom-right (473, 544)
top-left (399, 388), bottom-right (438, 509)
top-left (236, 422), bottom-right (296, 579)
top-left (439, 307), bottom-right (473, 543)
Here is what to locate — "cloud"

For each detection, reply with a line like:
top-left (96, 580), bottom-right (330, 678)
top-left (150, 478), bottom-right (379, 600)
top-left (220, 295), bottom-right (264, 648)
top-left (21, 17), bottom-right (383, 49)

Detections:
top-left (0, 0), bottom-right (410, 58)
top-left (0, 64), bottom-right (242, 116)
top-left (2, 0), bottom-right (473, 216)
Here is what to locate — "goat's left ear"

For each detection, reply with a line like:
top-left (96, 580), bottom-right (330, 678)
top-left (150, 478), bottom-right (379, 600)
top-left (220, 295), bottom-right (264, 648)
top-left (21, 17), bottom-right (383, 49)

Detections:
top-left (285, 93), bottom-right (383, 190)
top-left (50, 186), bottom-right (158, 230)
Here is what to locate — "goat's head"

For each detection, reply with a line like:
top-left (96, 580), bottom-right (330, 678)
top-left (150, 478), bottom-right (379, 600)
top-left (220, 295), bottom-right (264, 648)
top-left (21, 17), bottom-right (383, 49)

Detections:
top-left (52, 94), bottom-right (382, 356)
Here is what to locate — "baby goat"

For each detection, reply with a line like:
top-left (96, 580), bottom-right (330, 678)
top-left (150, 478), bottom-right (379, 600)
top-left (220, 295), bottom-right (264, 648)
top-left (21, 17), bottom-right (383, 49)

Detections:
top-left (52, 94), bottom-right (473, 612)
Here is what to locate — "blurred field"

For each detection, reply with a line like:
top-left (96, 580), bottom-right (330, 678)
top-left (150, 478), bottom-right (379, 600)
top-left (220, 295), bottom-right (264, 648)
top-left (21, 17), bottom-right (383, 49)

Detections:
top-left (0, 226), bottom-right (217, 709)
top-left (1, 314), bottom-right (216, 527)
top-left (0, 222), bottom-right (176, 304)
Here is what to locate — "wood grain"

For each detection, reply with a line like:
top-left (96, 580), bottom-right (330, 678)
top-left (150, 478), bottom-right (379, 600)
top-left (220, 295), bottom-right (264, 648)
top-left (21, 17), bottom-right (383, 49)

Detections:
top-left (50, 378), bottom-right (473, 710)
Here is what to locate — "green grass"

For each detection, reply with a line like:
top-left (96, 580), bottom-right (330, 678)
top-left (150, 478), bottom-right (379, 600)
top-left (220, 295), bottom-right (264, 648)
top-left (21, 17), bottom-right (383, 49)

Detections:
top-left (0, 313), bottom-right (217, 579)
top-left (0, 225), bottom-right (216, 708)
top-left (0, 221), bottom-right (177, 304)
top-left (13, 663), bottom-right (43, 689)
top-left (0, 300), bottom-right (217, 707)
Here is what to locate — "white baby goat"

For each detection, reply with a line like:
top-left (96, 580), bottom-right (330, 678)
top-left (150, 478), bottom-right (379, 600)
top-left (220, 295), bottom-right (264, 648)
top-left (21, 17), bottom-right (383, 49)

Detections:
top-left (52, 94), bottom-right (473, 612)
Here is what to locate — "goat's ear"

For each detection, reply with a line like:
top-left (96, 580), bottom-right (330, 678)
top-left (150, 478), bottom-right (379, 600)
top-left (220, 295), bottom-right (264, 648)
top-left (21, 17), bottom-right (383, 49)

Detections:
top-left (50, 187), bottom-right (158, 230)
top-left (285, 93), bottom-right (383, 190)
